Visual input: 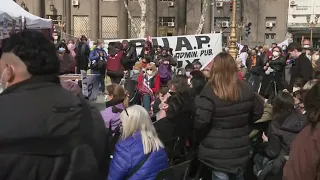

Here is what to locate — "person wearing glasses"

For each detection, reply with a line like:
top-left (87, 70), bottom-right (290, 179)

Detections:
top-left (108, 105), bottom-right (168, 180)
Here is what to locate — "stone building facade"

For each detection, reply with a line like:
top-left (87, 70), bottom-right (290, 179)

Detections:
top-left (15, 0), bottom-right (289, 46)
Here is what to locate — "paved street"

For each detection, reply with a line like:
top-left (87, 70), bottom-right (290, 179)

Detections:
top-left (91, 94), bottom-right (106, 111)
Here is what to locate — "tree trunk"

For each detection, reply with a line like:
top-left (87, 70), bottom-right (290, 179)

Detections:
top-left (138, 0), bottom-right (147, 38)
top-left (196, 0), bottom-right (209, 34)
top-left (124, 0), bottom-right (139, 37)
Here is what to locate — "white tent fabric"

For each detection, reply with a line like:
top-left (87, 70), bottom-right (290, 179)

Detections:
top-left (0, 0), bottom-right (52, 29)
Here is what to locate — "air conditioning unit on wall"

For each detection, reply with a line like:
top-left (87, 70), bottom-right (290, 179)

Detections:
top-left (266, 22), bottom-right (274, 28)
top-left (168, 1), bottom-right (174, 7)
top-left (221, 21), bottom-right (230, 28)
top-left (290, 1), bottom-right (297, 6)
top-left (168, 22), bottom-right (175, 27)
top-left (72, 0), bottom-right (79, 6)
top-left (216, 2), bottom-right (223, 8)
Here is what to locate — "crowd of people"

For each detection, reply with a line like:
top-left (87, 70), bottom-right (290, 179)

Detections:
top-left (0, 29), bottom-right (320, 180)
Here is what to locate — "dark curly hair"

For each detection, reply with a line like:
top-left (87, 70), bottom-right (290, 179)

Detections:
top-left (1, 30), bottom-right (60, 76)
top-left (304, 82), bottom-right (320, 129)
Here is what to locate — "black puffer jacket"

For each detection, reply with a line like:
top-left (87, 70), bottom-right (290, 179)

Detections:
top-left (194, 83), bottom-right (264, 174)
top-left (263, 111), bottom-right (307, 159)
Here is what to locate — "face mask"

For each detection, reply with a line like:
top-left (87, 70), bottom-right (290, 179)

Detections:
top-left (282, 46), bottom-right (287, 50)
top-left (272, 51), bottom-right (279, 57)
top-left (146, 70), bottom-right (153, 75)
top-left (58, 47), bottom-right (65, 52)
top-left (303, 45), bottom-right (311, 49)
top-left (186, 71), bottom-right (191, 77)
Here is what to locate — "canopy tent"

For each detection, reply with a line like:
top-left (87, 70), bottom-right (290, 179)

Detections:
top-left (0, 0), bottom-right (52, 29)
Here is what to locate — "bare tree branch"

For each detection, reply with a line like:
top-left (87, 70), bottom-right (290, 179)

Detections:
top-left (124, 0), bottom-right (140, 37)
top-left (138, 0), bottom-right (147, 38)
top-left (196, 0), bottom-right (209, 34)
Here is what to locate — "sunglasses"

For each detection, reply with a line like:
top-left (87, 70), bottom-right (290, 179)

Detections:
top-left (146, 69), bottom-right (152, 71)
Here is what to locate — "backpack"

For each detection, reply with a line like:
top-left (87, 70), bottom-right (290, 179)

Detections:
top-left (106, 51), bottom-right (124, 72)
top-left (158, 64), bottom-right (171, 83)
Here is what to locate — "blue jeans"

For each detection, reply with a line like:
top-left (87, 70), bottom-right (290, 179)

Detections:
top-left (92, 71), bottom-right (105, 93)
top-left (212, 171), bottom-right (243, 180)
top-left (142, 94), bottom-right (151, 112)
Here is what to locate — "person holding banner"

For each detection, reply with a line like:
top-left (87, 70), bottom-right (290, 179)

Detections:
top-left (0, 30), bottom-right (108, 180)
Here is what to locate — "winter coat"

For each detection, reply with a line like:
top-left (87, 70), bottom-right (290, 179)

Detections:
top-left (58, 52), bottom-right (75, 74)
top-left (263, 111), bottom-right (307, 159)
top-left (137, 73), bottom-right (160, 93)
top-left (89, 47), bottom-right (108, 73)
top-left (108, 133), bottom-right (168, 180)
top-left (101, 102), bottom-right (125, 131)
top-left (122, 45), bottom-right (138, 70)
top-left (76, 42), bottom-right (90, 73)
top-left (283, 124), bottom-right (320, 180)
top-left (0, 76), bottom-right (108, 180)
top-left (194, 83), bottom-right (264, 174)
top-left (290, 53), bottom-right (313, 90)
top-left (154, 55), bottom-right (177, 67)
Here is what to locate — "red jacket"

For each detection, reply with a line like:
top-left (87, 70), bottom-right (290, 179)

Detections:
top-left (238, 71), bottom-right (243, 80)
top-left (137, 73), bottom-right (160, 93)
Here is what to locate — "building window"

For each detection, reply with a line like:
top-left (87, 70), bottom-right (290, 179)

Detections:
top-left (266, 17), bottom-right (276, 29)
top-left (159, 0), bottom-right (175, 1)
top-left (101, 16), bottom-right (118, 39)
top-left (102, 0), bottom-right (117, 1)
top-left (46, 15), bottom-right (62, 25)
top-left (73, 15), bottom-right (90, 38)
top-left (129, 16), bottom-right (141, 38)
top-left (214, 17), bottom-right (230, 27)
top-left (159, 17), bottom-right (175, 27)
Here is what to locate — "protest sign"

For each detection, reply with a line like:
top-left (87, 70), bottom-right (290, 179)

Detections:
top-left (91, 33), bottom-right (222, 67)
top-left (81, 71), bottom-right (99, 101)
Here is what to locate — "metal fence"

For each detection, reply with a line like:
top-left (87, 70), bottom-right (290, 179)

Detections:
top-left (101, 16), bottom-right (118, 39)
top-left (73, 15), bottom-right (90, 38)
top-left (129, 16), bottom-right (141, 38)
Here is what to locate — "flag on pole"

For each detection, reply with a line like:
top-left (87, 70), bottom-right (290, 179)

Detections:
top-left (138, 78), bottom-right (154, 101)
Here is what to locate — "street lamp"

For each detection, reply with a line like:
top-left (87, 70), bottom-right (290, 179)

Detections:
top-left (228, 0), bottom-right (238, 60)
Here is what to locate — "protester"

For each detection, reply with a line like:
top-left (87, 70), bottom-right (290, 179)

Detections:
top-left (253, 92), bottom-right (307, 179)
top-left (122, 40), bottom-right (138, 70)
top-left (283, 83), bottom-right (320, 180)
top-left (57, 42), bottom-right (76, 74)
top-left (194, 52), bottom-right (264, 179)
top-left (155, 48), bottom-right (177, 84)
top-left (247, 49), bottom-right (264, 92)
top-left (140, 41), bottom-right (155, 62)
top-left (90, 39), bottom-right (108, 93)
top-left (108, 105), bottom-right (168, 180)
top-left (287, 42), bottom-right (313, 91)
top-left (137, 63), bottom-right (160, 112)
top-left (76, 35), bottom-right (90, 73)
top-left (260, 46), bottom-right (286, 99)
top-left (0, 30), bottom-right (108, 179)
top-left (101, 84), bottom-right (128, 130)
top-left (106, 42), bottom-right (126, 84)
top-left (239, 45), bottom-right (249, 77)
top-left (311, 49), bottom-right (320, 74)
top-left (67, 39), bottom-right (77, 58)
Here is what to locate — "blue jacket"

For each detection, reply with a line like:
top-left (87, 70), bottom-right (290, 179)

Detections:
top-left (108, 133), bottom-right (168, 180)
top-left (89, 47), bottom-right (108, 70)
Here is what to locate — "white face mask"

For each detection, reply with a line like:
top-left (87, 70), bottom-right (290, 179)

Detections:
top-left (272, 51), bottom-right (280, 57)
top-left (146, 70), bottom-right (153, 76)
top-left (282, 46), bottom-right (287, 50)
top-left (186, 71), bottom-right (191, 77)
top-left (132, 70), bottom-right (140, 74)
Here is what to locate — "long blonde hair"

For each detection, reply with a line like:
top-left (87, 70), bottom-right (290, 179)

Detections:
top-left (120, 105), bottom-right (164, 154)
top-left (208, 52), bottom-right (241, 101)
